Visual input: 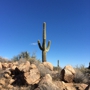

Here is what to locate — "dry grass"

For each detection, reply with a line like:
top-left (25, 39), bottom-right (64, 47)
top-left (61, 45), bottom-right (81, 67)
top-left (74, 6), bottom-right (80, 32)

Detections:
top-left (74, 65), bottom-right (90, 84)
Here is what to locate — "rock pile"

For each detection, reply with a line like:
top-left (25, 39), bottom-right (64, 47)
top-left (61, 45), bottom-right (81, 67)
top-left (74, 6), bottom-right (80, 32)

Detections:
top-left (0, 61), bottom-right (90, 90)
top-left (0, 61), bottom-right (54, 89)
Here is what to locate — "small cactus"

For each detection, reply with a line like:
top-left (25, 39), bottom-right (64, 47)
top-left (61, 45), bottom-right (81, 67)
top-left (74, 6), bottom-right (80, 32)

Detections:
top-left (37, 22), bottom-right (51, 62)
top-left (57, 60), bottom-right (59, 68)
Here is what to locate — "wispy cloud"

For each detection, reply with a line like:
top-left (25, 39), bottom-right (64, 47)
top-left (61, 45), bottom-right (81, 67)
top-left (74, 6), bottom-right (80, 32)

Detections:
top-left (30, 42), bottom-right (37, 46)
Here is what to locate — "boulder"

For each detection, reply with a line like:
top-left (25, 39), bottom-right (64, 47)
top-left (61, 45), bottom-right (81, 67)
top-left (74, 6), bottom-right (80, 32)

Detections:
top-left (73, 83), bottom-right (88, 90)
top-left (2, 63), bottom-right (9, 69)
top-left (38, 63), bottom-right (52, 77)
top-left (4, 73), bottom-right (10, 79)
top-left (42, 62), bottom-right (53, 71)
top-left (4, 68), bottom-right (11, 76)
top-left (54, 81), bottom-right (88, 90)
top-left (13, 61), bottom-right (18, 66)
top-left (61, 65), bottom-right (75, 83)
top-left (24, 68), bottom-right (40, 84)
top-left (85, 84), bottom-right (90, 90)
top-left (7, 84), bottom-right (13, 89)
top-left (53, 81), bottom-right (67, 90)
top-left (0, 78), bottom-right (5, 86)
top-left (11, 65), bottom-right (17, 70)
top-left (0, 85), bottom-right (2, 89)
top-left (35, 74), bottom-right (60, 90)
top-left (0, 62), bottom-right (2, 70)
top-left (18, 61), bottom-right (30, 72)
top-left (8, 63), bottom-right (13, 68)
top-left (9, 78), bottom-right (15, 84)
top-left (39, 74), bottom-right (52, 83)
top-left (30, 64), bottom-right (37, 69)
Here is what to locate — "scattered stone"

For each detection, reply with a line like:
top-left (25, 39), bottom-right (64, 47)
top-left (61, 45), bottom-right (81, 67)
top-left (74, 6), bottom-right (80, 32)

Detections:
top-left (4, 73), bottom-right (10, 78)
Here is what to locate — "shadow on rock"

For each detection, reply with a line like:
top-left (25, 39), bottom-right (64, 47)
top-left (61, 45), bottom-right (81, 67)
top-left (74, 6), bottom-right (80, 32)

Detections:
top-left (10, 67), bottom-right (28, 86)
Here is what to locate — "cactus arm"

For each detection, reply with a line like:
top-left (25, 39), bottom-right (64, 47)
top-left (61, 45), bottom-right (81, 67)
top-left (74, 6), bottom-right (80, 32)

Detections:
top-left (37, 40), bottom-right (43, 50)
top-left (46, 40), bottom-right (51, 52)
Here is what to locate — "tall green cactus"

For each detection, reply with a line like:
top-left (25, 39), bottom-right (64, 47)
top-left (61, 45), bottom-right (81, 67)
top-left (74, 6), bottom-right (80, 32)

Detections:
top-left (37, 22), bottom-right (51, 62)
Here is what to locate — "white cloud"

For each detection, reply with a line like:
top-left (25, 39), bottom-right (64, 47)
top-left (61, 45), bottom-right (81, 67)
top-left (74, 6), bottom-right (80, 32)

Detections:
top-left (30, 42), bottom-right (37, 45)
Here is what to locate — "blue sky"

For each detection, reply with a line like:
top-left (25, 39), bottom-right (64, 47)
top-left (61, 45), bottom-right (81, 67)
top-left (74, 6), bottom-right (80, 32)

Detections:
top-left (0, 0), bottom-right (90, 67)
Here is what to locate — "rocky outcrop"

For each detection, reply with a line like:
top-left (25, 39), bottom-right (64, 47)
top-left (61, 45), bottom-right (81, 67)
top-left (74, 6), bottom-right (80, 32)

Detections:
top-left (61, 65), bottom-right (75, 83)
top-left (0, 61), bottom-right (40, 87)
top-left (0, 61), bottom-right (89, 90)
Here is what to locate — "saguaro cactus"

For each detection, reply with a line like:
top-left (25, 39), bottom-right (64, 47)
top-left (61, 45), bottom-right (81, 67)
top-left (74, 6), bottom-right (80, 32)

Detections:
top-left (57, 60), bottom-right (60, 67)
top-left (37, 22), bottom-right (51, 62)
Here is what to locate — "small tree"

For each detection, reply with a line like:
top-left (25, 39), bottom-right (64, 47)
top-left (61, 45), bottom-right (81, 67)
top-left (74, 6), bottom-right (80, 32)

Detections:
top-left (23, 51), bottom-right (30, 59)
top-left (12, 51), bottom-right (30, 61)
top-left (12, 56), bottom-right (19, 61)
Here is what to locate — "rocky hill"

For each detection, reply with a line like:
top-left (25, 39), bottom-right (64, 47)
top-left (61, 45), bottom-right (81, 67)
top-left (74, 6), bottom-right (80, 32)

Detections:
top-left (0, 58), bottom-right (90, 90)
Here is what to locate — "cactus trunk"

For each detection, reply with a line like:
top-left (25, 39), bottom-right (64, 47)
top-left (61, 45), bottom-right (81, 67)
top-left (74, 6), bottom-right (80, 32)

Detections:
top-left (37, 22), bottom-right (51, 62)
top-left (42, 51), bottom-right (46, 62)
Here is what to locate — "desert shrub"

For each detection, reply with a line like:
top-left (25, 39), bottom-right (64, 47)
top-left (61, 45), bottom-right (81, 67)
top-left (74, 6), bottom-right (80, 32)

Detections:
top-left (74, 65), bottom-right (90, 83)
top-left (52, 67), bottom-right (62, 81)
top-left (37, 64), bottom-right (52, 77)
top-left (11, 56), bottom-right (19, 62)
top-left (11, 51), bottom-right (30, 62)
top-left (28, 58), bottom-right (51, 77)
top-left (28, 58), bottom-right (41, 66)
top-left (53, 66), bottom-right (62, 71)
top-left (52, 72), bottom-right (61, 81)
top-left (18, 58), bottom-right (27, 64)
top-left (74, 68), bottom-right (89, 84)
top-left (85, 68), bottom-right (90, 74)
top-left (0, 56), bottom-right (8, 63)
top-left (75, 64), bottom-right (87, 74)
